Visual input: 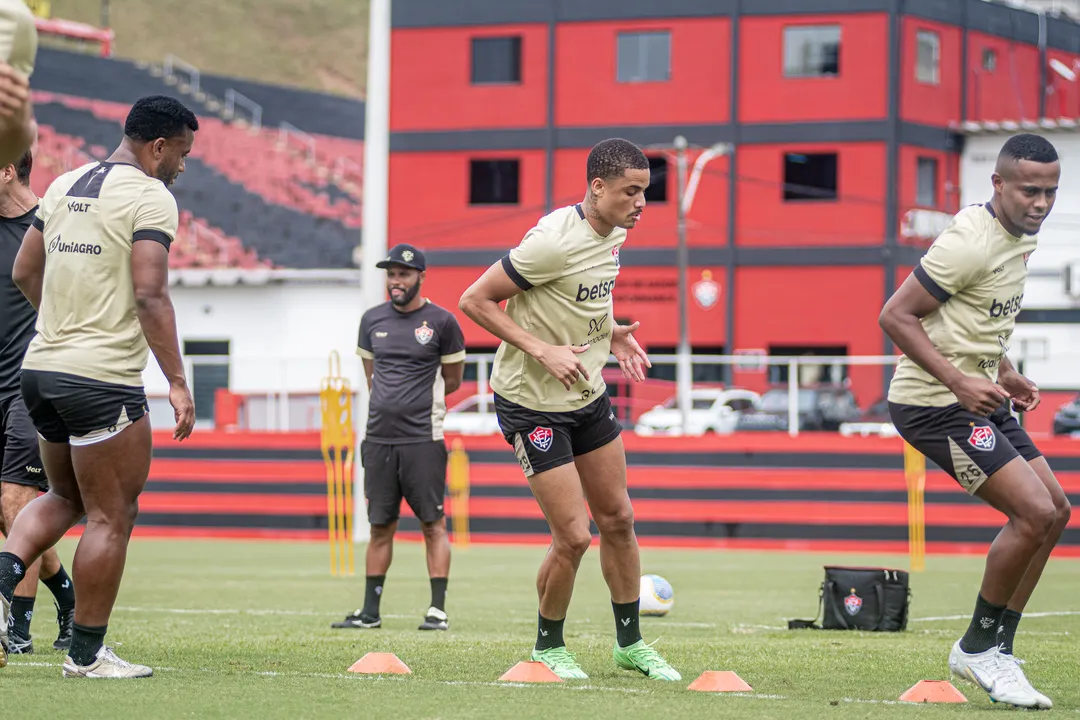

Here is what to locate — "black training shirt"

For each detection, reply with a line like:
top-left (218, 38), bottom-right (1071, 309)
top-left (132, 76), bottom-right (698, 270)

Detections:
top-left (357, 299), bottom-right (466, 443)
top-left (0, 206), bottom-right (37, 397)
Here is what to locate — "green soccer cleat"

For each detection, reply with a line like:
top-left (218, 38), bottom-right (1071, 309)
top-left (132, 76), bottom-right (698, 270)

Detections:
top-left (613, 639), bottom-right (682, 681)
top-left (530, 646), bottom-right (589, 680)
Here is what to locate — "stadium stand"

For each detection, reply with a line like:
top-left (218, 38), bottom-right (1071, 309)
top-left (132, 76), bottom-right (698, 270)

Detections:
top-left (28, 48), bottom-right (365, 269)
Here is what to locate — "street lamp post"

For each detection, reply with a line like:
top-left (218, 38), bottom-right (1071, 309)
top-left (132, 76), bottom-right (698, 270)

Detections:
top-left (673, 136), bottom-right (692, 435)
top-left (669, 136), bottom-right (733, 434)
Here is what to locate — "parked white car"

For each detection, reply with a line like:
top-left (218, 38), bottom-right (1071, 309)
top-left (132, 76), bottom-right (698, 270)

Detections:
top-left (443, 393), bottom-right (501, 435)
top-left (634, 388), bottom-right (761, 436)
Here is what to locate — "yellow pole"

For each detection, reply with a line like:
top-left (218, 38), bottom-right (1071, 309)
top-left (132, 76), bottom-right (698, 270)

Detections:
top-left (320, 351), bottom-right (356, 576)
top-left (904, 440), bottom-right (926, 572)
top-left (447, 438), bottom-right (470, 548)
top-left (320, 357), bottom-right (340, 575)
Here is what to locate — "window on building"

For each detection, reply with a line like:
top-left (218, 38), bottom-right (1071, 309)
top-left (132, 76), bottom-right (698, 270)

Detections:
top-left (783, 25), bottom-right (841, 78)
top-left (645, 155), bottom-right (668, 204)
top-left (982, 47), bottom-right (997, 72)
top-left (915, 30), bottom-right (940, 84)
top-left (469, 159), bottom-right (519, 205)
top-left (184, 340), bottom-right (230, 423)
top-left (916, 157), bottom-right (938, 208)
top-left (617, 31), bottom-right (671, 83)
top-left (767, 345), bottom-right (848, 385)
top-left (462, 349), bottom-right (498, 382)
top-left (783, 152), bottom-right (838, 202)
top-left (471, 37), bottom-right (522, 84)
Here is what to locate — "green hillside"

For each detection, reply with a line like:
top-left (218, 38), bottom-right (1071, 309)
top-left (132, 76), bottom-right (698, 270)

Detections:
top-left (43, 0), bottom-right (369, 97)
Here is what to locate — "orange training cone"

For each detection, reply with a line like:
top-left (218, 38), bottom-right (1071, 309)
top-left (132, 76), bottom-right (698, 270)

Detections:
top-left (899, 680), bottom-right (967, 703)
top-left (688, 670), bottom-right (754, 692)
top-left (347, 652), bottom-right (412, 674)
top-left (498, 661), bottom-right (564, 683)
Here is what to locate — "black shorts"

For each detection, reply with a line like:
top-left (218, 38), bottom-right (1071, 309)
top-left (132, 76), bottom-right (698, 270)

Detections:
top-left (0, 391), bottom-right (47, 491)
top-left (889, 401), bottom-right (1042, 495)
top-left (494, 391), bottom-right (623, 478)
top-left (361, 439), bottom-right (447, 525)
top-left (21, 369), bottom-right (148, 446)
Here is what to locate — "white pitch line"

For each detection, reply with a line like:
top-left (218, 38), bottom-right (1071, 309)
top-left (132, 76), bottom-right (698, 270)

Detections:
top-left (113, 606), bottom-right (412, 619)
top-left (114, 607), bottom-right (721, 630)
top-left (911, 610), bottom-right (1080, 623)
top-left (8, 660), bottom-right (646, 693)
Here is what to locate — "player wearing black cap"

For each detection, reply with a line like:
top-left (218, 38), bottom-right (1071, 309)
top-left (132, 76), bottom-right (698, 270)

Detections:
top-left (331, 243), bottom-right (466, 632)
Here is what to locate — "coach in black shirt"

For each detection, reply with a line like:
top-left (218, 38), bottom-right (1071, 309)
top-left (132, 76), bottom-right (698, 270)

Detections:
top-left (331, 243), bottom-right (465, 632)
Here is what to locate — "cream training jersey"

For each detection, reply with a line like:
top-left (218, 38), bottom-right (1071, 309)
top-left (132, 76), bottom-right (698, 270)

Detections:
top-left (490, 204), bottom-right (625, 413)
top-left (0, 0), bottom-right (37, 78)
top-left (888, 202), bottom-right (1036, 407)
top-left (23, 161), bottom-right (179, 387)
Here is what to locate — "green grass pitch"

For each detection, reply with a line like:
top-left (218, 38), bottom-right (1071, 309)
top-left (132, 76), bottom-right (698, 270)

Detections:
top-left (5, 538), bottom-right (1079, 719)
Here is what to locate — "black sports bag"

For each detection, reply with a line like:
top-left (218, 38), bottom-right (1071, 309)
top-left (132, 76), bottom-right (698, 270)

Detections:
top-left (788, 565), bottom-right (911, 632)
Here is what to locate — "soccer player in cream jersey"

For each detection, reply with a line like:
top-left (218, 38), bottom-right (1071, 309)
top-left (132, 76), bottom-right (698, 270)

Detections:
top-left (459, 138), bottom-right (679, 681)
top-left (881, 134), bottom-right (1068, 709)
top-left (0, 95), bottom-right (197, 677)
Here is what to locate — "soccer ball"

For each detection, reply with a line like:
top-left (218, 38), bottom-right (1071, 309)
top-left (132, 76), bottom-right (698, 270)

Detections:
top-left (639, 574), bottom-right (674, 617)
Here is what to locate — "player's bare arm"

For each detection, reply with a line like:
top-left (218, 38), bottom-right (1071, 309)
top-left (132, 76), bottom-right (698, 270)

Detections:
top-left (132, 239), bottom-right (194, 440)
top-left (459, 261), bottom-right (589, 391)
top-left (997, 355), bottom-right (1040, 412)
top-left (880, 272), bottom-right (1009, 416)
top-left (441, 362), bottom-right (463, 395)
top-left (0, 62), bottom-right (34, 168)
top-left (11, 222), bottom-right (43, 308)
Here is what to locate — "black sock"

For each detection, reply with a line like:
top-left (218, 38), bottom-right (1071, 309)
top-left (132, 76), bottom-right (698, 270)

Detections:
top-left (0, 551), bottom-right (27, 602)
top-left (613, 599), bottom-right (642, 648)
top-left (10, 595), bottom-right (35, 639)
top-left (362, 575), bottom-right (385, 617)
top-left (960, 594), bottom-right (1007, 654)
top-left (535, 612), bottom-right (565, 651)
top-left (41, 565), bottom-right (75, 611)
top-left (69, 623), bottom-right (107, 667)
top-left (998, 609), bottom-right (1023, 655)
top-left (430, 577), bottom-right (448, 612)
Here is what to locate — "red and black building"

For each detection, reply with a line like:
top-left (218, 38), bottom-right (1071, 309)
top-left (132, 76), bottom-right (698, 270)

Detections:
top-left (387, 0), bottom-right (1080, 403)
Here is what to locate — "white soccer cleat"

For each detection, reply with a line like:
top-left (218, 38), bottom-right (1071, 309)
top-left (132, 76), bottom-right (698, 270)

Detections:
top-left (62, 646), bottom-right (153, 679)
top-left (1002, 653), bottom-right (1053, 709)
top-left (0, 592), bottom-right (9, 668)
top-left (948, 640), bottom-right (1040, 708)
top-left (418, 606), bottom-right (449, 631)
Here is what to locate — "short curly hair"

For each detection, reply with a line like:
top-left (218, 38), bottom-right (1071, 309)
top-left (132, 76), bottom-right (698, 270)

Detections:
top-left (124, 95), bottom-right (199, 144)
top-left (587, 138), bottom-right (649, 184)
top-left (999, 133), bottom-right (1058, 164)
top-left (13, 149), bottom-right (30, 185)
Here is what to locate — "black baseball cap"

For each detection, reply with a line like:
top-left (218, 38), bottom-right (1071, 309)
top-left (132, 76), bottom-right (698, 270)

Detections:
top-left (375, 243), bottom-right (426, 271)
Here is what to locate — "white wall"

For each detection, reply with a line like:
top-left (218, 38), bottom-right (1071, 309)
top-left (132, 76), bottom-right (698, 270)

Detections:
top-left (961, 132), bottom-right (1080, 389)
top-left (142, 279), bottom-right (366, 401)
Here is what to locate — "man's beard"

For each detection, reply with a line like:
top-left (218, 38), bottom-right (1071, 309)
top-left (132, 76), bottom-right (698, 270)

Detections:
top-left (390, 283), bottom-right (420, 306)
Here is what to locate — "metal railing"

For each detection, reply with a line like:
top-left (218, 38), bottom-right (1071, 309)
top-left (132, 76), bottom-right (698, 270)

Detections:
top-left (142, 351), bottom-right (1080, 436)
top-left (223, 88), bottom-right (264, 130)
top-left (162, 54), bottom-right (200, 96)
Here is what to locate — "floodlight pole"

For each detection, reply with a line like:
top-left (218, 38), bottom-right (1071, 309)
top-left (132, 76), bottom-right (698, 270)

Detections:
top-left (354, 0), bottom-right (391, 544)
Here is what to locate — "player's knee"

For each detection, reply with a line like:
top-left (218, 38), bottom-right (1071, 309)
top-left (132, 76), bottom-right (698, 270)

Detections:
top-left (595, 504), bottom-right (635, 540)
top-left (420, 518), bottom-right (446, 540)
top-left (554, 529), bottom-right (591, 561)
top-left (1016, 498), bottom-right (1057, 543)
top-left (370, 523), bottom-right (396, 544)
top-left (1054, 496), bottom-right (1071, 530)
